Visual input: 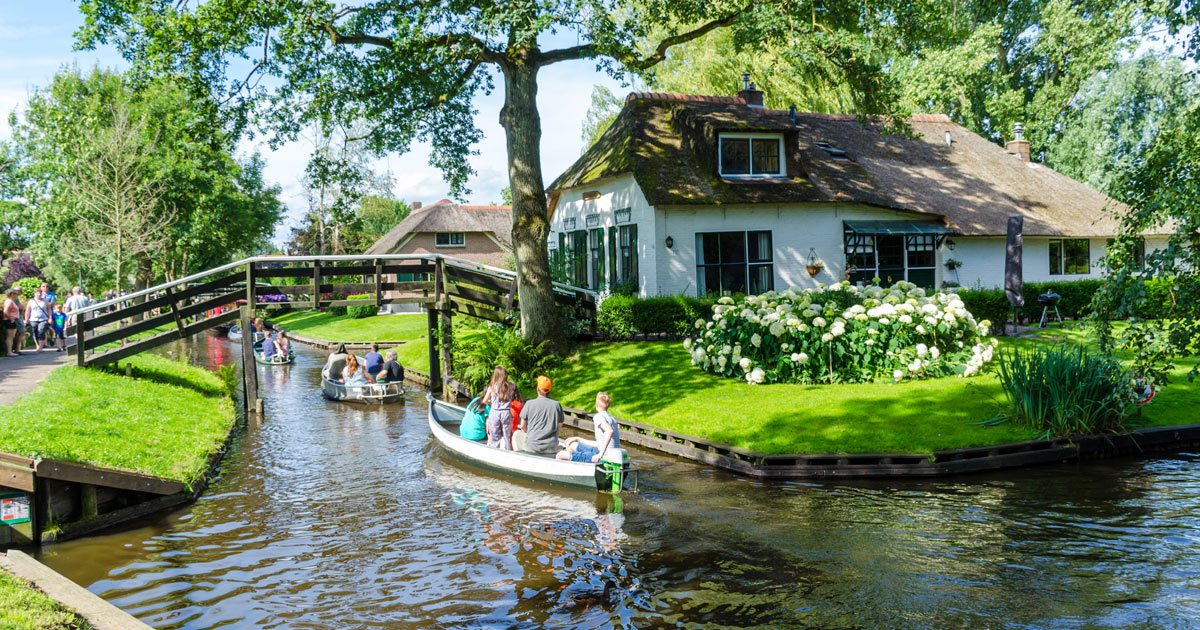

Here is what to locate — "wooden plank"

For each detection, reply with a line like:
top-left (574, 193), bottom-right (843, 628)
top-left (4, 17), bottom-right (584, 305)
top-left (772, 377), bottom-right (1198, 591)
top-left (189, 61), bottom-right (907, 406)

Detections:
top-left (241, 265), bottom-right (257, 413)
top-left (381, 263), bottom-right (435, 275)
top-left (74, 310), bottom-right (88, 366)
top-left (84, 290), bottom-right (242, 351)
top-left (50, 492), bottom-right (192, 545)
top-left (164, 285), bottom-right (187, 339)
top-left (83, 272), bottom-right (241, 330)
top-left (449, 300), bottom-right (507, 323)
top-left (252, 267), bottom-right (317, 279)
top-left (446, 266), bottom-right (513, 294)
top-left (445, 284), bottom-right (506, 309)
top-left (380, 296), bottom-right (435, 306)
top-left (312, 261), bottom-right (321, 310)
top-left (503, 275), bottom-right (519, 313)
top-left (252, 285), bottom-right (310, 297)
top-left (427, 308), bottom-right (441, 392)
top-left (318, 283), bottom-right (375, 294)
top-left (0, 459), bottom-right (34, 492)
top-left (380, 281), bottom-right (436, 293)
top-left (34, 459), bottom-right (184, 495)
top-left (84, 309), bottom-right (239, 367)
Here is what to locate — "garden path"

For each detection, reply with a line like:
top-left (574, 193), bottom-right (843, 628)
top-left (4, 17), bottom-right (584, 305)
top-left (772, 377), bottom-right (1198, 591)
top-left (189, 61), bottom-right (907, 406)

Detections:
top-left (0, 350), bottom-right (69, 405)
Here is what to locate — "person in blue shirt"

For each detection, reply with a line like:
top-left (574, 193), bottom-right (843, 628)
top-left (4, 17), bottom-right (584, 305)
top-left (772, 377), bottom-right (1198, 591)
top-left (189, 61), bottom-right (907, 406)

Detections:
top-left (261, 331), bottom-right (276, 359)
top-left (364, 343), bottom-right (384, 382)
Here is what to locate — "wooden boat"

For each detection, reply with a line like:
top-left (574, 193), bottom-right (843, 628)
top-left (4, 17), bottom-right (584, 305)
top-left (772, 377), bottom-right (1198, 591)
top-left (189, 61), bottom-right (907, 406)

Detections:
top-left (253, 339), bottom-right (295, 365)
top-left (226, 326), bottom-right (265, 344)
top-left (427, 396), bottom-right (638, 493)
top-left (320, 352), bottom-right (404, 404)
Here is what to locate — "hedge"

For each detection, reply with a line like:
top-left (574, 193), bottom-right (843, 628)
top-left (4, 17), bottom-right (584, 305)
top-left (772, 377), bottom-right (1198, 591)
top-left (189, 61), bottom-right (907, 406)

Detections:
top-left (958, 278), bottom-right (1175, 333)
top-left (598, 294), bottom-right (715, 340)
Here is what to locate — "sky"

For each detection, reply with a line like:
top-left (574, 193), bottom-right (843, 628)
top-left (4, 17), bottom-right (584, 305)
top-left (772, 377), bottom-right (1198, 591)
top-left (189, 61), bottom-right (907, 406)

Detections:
top-left (0, 1), bottom-right (634, 244)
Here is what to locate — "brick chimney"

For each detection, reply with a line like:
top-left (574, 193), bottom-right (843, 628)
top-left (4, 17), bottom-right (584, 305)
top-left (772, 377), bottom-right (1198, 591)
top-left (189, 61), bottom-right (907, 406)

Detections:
top-left (411, 201), bottom-right (422, 210)
top-left (1006, 122), bottom-right (1030, 162)
top-left (737, 73), bottom-right (764, 108)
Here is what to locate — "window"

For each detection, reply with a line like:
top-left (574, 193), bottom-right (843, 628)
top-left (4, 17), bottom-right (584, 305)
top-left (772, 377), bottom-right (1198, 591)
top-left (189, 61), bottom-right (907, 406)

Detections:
top-left (718, 134), bottom-right (785, 178)
top-left (588, 228), bottom-right (606, 289)
top-left (696, 231), bottom-right (773, 295)
top-left (618, 224), bottom-right (638, 289)
top-left (435, 232), bottom-right (465, 247)
top-left (571, 230), bottom-right (587, 287)
top-left (843, 226), bottom-right (941, 288)
top-left (1049, 239), bottom-right (1090, 275)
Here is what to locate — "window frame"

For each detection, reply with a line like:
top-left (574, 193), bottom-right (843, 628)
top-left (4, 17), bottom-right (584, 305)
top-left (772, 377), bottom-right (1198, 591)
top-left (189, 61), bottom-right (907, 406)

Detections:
top-left (843, 226), bottom-right (941, 289)
top-left (1049, 238), bottom-right (1091, 275)
top-left (695, 230), bottom-right (774, 296)
top-left (718, 133), bottom-right (787, 179)
top-left (434, 232), bottom-right (466, 248)
top-left (618, 224), bottom-right (639, 289)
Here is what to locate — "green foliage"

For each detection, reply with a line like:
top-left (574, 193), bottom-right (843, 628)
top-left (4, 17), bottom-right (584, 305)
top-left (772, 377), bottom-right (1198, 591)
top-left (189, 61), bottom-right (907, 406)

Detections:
top-left (597, 294), bottom-right (714, 339)
top-left (581, 85), bottom-right (623, 149)
top-left (0, 570), bottom-right (93, 630)
top-left (989, 345), bottom-right (1131, 438)
top-left (216, 364), bottom-right (239, 399)
top-left (958, 280), bottom-right (1122, 333)
top-left (452, 325), bottom-right (562, 395)
top-left (13, 276), bottom-right (43, 298)
top-left (8, 67), bottom-right (282, 292)
top-left (348, 304), bottom-right (379, 319)
top-left (597, 294), bottom-right (636, 339)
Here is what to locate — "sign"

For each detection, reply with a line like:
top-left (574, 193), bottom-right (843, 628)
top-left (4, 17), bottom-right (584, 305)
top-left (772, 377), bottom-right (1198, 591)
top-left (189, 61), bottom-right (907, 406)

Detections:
top-left (0, 493), bottom-right (30, 525)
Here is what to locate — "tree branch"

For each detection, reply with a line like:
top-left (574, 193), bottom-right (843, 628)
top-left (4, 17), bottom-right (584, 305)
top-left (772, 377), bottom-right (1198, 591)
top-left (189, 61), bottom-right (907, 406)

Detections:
top-left (537, 5), bottom-right (751, 68)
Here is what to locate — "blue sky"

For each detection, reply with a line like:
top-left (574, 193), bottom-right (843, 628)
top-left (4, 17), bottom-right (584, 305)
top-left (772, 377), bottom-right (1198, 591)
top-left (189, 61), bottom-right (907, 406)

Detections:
top-left (0, 1), bottom-right (632, 243)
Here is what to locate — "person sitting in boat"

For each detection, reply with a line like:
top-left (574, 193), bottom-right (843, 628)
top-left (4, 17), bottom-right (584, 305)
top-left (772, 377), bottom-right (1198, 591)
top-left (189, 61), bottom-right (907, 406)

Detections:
top-left (364, 343), bottom-right (384, 380)
top-left (517, 375), bottom-right (564, 455)
top-left (378, 349), bottom-right (404, 383)
top-left (341, 353), bottom-right (369, 386)
top-left (482, 367), bottom-right (515, 450)
top-left (261, 330), bottom-right (277, 359)
top-left (274, 331), bottom-right (290, 356)
top-left (509, 383), bottom-right (524, 436)
top-left (558, 391), bottom-right (620, 463)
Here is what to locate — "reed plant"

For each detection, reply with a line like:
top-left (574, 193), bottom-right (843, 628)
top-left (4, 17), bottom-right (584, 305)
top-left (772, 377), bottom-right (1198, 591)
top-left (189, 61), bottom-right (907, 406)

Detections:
top-left (990, 344), bottom-right (1131, 438)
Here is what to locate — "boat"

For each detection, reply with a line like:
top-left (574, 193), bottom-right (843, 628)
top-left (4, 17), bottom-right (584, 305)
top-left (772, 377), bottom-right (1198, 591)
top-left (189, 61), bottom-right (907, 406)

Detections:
top-left (320, 352), bottom-right (404, 404)
top-left (253, 339), bottom-right (295, 365)
top-left (227, 326), bottom-right (265, 344)
top-left (427, 396), bottom-right (638, 493)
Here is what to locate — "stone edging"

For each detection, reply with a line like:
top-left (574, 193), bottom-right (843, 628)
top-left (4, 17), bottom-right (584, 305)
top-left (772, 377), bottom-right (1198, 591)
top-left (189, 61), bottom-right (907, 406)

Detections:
top-left (1, 549), bottom-right (154, 629)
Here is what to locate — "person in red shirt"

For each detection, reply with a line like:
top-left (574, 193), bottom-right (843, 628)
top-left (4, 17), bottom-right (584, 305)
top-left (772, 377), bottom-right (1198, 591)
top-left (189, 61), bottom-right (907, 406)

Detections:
top-left (509, 383), bottom-right (524, 434)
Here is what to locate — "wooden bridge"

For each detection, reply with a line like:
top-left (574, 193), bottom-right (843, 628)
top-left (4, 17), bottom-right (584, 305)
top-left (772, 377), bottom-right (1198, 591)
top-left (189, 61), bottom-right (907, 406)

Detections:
top-left (67, 255), bottom-right (596, 408)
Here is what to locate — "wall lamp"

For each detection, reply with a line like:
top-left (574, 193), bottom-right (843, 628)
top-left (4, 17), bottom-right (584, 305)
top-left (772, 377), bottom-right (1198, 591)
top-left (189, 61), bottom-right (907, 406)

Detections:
top-left (946, 238), bottom-right (957, 251)
top-left (665, 236), bottom-right (674, 249)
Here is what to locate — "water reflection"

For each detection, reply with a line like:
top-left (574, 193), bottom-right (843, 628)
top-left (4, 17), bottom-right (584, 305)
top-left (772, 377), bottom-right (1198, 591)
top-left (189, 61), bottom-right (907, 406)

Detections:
top-left (34, 333), bottom-right (1200, 628)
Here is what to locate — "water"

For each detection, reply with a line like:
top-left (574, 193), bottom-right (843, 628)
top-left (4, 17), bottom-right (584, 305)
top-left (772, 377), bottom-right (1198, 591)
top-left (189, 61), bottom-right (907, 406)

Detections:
top-left (36, 334), bottom-right (1200, 628)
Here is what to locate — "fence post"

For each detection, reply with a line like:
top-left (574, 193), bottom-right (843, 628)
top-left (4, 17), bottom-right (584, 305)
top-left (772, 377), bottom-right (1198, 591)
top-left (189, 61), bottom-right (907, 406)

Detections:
top-left (374, 258), bottom-right (383, 310)
top-left (74, 310), bottom-right (88, 367)
top-left (312, 259), bottom-right (322, 311)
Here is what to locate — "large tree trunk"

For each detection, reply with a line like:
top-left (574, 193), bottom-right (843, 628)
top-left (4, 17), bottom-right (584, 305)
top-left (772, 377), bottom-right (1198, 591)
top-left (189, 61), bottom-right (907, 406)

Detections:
top-left (499, 60), bottom-right (566, 353)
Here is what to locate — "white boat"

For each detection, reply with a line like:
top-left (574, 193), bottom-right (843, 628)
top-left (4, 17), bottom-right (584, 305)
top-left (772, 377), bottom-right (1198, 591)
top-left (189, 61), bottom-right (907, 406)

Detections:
top-left (253, 339), bottom-right (295, 365)
top-left (427, 396), bottom-right (638, 493)
top-left (227, 326), bottom-right (265, 344)
top-left (321, 352), bottom-right (404, 404)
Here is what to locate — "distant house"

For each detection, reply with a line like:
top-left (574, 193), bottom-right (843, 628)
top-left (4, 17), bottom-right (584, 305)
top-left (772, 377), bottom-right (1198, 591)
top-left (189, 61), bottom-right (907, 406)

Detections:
top-left (546, 81), bottom-right (1167, 297)
top-left (365, 199), bottom-right (513, 269)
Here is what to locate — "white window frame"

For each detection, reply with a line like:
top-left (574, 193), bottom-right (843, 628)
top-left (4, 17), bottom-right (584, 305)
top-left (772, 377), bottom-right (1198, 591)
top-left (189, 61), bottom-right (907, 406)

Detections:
top-left (718, 133), bottom-right (786, 179)
top-left (434, 232), bottom-right (466, 248)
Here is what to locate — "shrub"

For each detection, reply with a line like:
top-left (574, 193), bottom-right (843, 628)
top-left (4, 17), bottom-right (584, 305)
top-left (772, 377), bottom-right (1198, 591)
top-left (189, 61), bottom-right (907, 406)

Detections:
top-left (957, 288), bottom-right (1010, 335)
top-left (989, 345), bottom-right (1131, 438)
top-left (687, 281), bottom-right (997, 385)
top-left (348, 304), bottom-right (378, 319)
top-left (597, 294), bottom-right (714, 340)
top-left (597, 293), bottom-right (636, 339)
top-left (452, 325), bottom-right (561, 395)
top-left (12, 276), bottom-right (44, 299)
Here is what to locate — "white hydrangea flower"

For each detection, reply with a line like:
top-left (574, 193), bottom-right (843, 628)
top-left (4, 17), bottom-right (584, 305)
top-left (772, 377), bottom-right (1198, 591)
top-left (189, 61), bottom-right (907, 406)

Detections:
top-left (717, 355), bottom-right (728, 368)
top-left (751, 333), bottom-right (762, 348)
top-left (930, 346), bottom-right (940, 359)
top-left (683, 338), bottom-right (693, 350)
top-left (893, 369), bottom-right (904, 380)
top-left (813, 317), bottom-right (827, 328)
top-left (916, 325), bottom-right (927, 335)
top-left (739, 357), bottom-right (752, 371)
top-left (865, 339), bottom-right (874, 346)
top-left (916, 343), bottom-right (928, 357)
top-left (769, 321), bottom-right (785, 337)
top-left (899, 315), bottom-right (913, 324)
top-left (821, 333), bottom-right (833, 343)
top-left (695, 318), bottom-right (706, 329)
top-left (747, 367), bottom-right (766, 384)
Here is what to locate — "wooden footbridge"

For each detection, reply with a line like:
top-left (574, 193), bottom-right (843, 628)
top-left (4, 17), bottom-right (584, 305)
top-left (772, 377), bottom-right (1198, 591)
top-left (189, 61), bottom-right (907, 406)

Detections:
top-left (66, 255), bottom-right (596, 408)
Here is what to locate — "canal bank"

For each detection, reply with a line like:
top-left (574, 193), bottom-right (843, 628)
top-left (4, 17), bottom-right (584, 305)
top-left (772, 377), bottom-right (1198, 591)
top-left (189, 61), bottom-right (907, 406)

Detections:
top-left (32, 333), bottom-right (1200, 629)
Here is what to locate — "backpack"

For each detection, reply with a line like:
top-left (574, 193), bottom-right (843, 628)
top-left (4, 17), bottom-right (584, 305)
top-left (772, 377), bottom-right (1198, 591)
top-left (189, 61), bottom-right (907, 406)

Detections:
top-left (459, 396), bottom-right (489, 441)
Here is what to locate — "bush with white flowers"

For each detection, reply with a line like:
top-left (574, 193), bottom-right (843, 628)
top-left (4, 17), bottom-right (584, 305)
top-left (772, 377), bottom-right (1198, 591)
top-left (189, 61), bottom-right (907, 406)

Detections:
top-left (684, 281), bottom-right (998, 385)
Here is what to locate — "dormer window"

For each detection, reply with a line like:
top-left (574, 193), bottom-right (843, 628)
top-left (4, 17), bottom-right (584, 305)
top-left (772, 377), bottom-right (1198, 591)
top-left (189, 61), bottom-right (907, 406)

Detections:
top-left (814, 141), bottom-right (853, 163)
top-left (719, 133), bottom-right (785, 178)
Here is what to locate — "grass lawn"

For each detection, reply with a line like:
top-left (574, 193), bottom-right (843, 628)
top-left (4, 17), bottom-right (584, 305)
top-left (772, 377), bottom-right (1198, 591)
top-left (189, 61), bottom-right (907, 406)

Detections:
top-left (0, 354), bottom-right (236, 486)
top-left (269, 310), bottom-right (428, 342)
top-left (0, 570), bottom-right (92, 630)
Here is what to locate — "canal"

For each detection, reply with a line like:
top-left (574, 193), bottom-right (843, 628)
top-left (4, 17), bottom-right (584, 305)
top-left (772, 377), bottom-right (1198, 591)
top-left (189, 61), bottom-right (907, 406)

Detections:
top-left (36, 333), bottom-right (1200, 628)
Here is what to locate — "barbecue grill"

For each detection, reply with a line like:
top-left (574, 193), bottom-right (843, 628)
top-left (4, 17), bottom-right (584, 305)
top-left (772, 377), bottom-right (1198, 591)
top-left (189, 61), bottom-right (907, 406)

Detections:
top-left (1037, 291), bottom-right (1062, 328)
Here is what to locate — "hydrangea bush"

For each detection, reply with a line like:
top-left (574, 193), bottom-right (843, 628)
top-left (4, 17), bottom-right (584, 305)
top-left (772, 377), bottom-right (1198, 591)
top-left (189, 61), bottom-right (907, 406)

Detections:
top-left (684, 281), bottom-right (998, 385)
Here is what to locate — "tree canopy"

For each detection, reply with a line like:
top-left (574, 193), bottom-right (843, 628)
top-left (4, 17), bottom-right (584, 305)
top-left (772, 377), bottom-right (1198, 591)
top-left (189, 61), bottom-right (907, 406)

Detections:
top-left (7, 67), bottom-right (283, 291)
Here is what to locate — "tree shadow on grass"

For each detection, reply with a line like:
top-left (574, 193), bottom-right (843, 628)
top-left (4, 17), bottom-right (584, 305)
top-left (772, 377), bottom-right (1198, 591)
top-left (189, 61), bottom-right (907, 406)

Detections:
top-left (116, 360), bottom-right (226, 398)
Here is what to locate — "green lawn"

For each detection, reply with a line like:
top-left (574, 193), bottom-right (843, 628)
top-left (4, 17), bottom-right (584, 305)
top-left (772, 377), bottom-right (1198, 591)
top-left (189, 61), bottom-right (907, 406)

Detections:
top-left (0, 570), bottom-right (92, 630)
top-left (0, 354), bottom-right (236, 486)
top-left (269, 310), bottom-right (428, 342)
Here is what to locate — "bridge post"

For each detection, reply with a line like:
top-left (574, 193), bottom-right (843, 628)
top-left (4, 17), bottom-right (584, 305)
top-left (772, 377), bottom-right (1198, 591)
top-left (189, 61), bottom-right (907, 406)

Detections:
top-left (311, 260), bottom-right (321, 311)
top-left (74, 311), bottom-right (88, 367)
top-left (427, 306), bottom-right (440, 392)
top-left (241, 263), bottom-right (258, 413)
top-left (436, 258), bottom-right (454, 401)
top-left (374, 258), bottom-right (383, 310)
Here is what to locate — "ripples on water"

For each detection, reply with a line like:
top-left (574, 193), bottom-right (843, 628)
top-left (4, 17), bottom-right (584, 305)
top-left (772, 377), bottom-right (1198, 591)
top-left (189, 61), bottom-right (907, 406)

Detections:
top-left (35, 335), bottom-right (1200, 628)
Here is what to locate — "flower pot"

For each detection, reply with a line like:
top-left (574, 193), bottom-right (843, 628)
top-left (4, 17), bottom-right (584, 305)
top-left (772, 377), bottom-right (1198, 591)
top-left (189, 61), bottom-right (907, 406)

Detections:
top-left (806, 264), bottom-right (824, 277)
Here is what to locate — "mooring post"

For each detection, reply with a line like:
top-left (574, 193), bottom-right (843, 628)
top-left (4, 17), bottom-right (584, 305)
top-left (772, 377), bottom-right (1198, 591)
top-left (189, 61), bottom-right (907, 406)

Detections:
top-left (241, 263), bottom-right (258, 413)
top-left (80, 484), bottom-right (97, 518)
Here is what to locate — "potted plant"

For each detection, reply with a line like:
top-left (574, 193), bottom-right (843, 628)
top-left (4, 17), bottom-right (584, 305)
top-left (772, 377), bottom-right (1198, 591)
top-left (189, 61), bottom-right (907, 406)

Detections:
top-left (944, 258), bottom-right (963, 271)
top-left (806, 261), bottom-right (825, 276)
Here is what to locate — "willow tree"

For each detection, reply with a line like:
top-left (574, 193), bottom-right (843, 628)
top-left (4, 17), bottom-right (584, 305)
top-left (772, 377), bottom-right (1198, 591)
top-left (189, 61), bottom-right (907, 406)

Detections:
top-left (78, 0), bottom-right (908, 351)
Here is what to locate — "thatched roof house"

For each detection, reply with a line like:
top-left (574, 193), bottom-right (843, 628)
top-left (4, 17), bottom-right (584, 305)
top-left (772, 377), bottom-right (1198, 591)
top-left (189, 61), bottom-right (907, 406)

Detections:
top-left (365, 199), bottom-right (512, 269)
top-left (546, 80), bottom-right (1165, 296)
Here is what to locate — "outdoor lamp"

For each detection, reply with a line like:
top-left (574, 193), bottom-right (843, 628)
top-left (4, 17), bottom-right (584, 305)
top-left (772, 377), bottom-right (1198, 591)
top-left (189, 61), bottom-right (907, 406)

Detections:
top-left (665, 236), bottom-right (674, 249)
top-left (947, 238), bottom-right (956, 251)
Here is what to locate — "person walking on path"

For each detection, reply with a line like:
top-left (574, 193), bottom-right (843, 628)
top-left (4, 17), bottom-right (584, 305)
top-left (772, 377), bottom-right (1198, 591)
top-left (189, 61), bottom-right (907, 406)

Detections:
top-left (516, 375), bottom-right (565, 454)
top-left (51, 304), bottom-right (67, 352)
top-left (25, 289), bottom-right (52, 353)
top-left (482, 367), bottom-right (515, 450)
top-left (3, 288), bottom-right (25, 356)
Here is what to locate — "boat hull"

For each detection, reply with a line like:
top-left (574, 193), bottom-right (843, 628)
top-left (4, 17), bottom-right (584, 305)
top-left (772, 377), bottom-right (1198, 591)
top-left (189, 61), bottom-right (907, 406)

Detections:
top-left (253, 340), bottom-right (295, 365)
top-left (321, 378), bottom-right (405, 404)
top-left (427, 398), bottom-right (633, 492)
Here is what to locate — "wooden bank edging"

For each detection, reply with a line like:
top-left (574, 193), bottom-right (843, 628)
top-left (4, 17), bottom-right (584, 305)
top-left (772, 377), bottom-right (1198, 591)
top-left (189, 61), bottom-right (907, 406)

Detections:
top-left (1, 550), bottom-right (154, 630)
top-left (269, 325), bottom-right (410, 352)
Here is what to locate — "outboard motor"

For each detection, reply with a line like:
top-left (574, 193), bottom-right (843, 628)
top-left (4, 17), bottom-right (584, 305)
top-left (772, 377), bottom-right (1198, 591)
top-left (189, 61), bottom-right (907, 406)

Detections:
top-left (594, 448), bottom-right (638, 493)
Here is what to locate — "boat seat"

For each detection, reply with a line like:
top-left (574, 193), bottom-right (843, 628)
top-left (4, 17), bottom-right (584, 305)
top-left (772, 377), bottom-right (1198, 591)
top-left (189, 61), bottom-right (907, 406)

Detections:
top-left (325, 354), bottom-right (347, 378)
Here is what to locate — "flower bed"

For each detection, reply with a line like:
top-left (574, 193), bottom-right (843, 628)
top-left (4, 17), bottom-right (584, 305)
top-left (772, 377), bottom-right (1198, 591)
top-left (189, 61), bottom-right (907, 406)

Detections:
top-left (685, 281), bottom-right (998, 384)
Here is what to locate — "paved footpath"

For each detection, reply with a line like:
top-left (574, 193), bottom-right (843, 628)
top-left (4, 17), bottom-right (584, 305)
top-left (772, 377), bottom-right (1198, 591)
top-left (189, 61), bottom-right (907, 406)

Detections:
top-left (0, 349), bottom-right (70, 405)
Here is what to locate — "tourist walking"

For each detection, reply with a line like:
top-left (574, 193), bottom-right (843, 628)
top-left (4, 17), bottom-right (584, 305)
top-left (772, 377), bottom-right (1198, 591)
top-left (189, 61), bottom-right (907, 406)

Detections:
top-left (25, 289), bottom-right (52, 352)
top-left (51, 304), bottom-right (67, 352)
top-left (482, 367), bottom-right (515, 450)
top-left (64, 287), bottom-right (90, 347)
top-left (3, 288), bottom-right (24, 356)
top-left (516, 375), bottom-right (564, 454)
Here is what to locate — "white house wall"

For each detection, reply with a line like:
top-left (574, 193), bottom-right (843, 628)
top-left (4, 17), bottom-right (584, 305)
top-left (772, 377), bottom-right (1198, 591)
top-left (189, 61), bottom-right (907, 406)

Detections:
top-left (550, 174), bottom-right (658, 295)
top-left (953, 235), bottom-right (1172, 289)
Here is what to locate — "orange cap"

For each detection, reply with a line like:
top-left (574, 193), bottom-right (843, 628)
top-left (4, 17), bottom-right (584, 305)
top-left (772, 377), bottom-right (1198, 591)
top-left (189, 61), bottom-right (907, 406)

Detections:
top-left (536, 375), bottom-right (552, 393)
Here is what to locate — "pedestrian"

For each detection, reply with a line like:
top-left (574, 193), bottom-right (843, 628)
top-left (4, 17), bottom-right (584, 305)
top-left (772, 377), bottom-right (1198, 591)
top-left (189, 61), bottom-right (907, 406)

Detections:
top-left (3, 288), bottom-right (24, 356)
top-left (40, 282), bottom-right (57, 346)
top-left (481, 367), bottom-right (515, 450)
top-left (51, 304), bottom-right (67, 352)
top-left (24, 288), bottom-right (52, 352)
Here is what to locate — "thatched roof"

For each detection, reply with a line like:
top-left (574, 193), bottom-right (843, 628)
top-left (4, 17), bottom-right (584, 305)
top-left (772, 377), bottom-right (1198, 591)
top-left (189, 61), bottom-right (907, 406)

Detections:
top-left (364, 200), bottom-right (512, 254)
top-left (548, 93), bottom-right (1145, 237)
